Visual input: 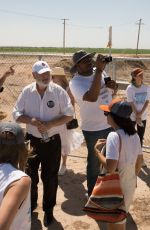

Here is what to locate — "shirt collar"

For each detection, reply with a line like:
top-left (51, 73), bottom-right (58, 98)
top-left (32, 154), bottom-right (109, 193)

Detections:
top-left (31, 82), bottom-right (37, 92)
top-left (31, 82), bottom-right (52, 93)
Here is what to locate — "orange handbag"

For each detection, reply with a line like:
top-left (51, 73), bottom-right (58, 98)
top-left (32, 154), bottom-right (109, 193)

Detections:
top-left (83, 133), bottom-right (127, 223)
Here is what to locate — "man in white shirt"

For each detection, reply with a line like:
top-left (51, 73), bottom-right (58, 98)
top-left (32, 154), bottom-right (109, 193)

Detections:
top-left (69, 50), bottom-right (118, 196)
top-left (13, 60), bottom-right (73, 226)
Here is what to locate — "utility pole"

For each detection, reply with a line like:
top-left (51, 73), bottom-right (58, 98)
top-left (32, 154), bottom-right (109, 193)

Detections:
top-left (136, 18), bottom-right (144, 56)
top-left (61, 18), bottom-right (69, 54)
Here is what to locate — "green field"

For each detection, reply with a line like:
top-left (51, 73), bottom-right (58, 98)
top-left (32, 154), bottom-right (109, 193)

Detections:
top-left (0, 47), bottom-right (150, 54)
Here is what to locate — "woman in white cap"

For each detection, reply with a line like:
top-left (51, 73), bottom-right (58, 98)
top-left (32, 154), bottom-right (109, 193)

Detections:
top-left (0, 122), bottom-right (31, 230)
top-left (94, 98), bottom-right (143, 230)
top-left (52, 67), bottom-right (84, 175)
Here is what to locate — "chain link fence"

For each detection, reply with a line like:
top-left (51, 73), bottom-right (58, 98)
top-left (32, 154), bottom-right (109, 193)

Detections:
top-left (0, 53), bottom-right (149, 151)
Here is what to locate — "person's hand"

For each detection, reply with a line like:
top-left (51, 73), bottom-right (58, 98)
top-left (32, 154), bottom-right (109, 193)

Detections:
top-left (37, 122), bottom-right (48, 134)
top-left (136, 117), bottom-right (143, 126)
top-left (4, 65), bottom-right (15, 78)
top-left (106, 80), bottom-right (118, 90)
top-left (30, 118), bottom-right (42, 127)
top-left (94, 139), bottom-right (106, 153)
top-left (136, 111), bottom-right (142, 118)
top-left (44, 121), bottom-right (53, 130)
top-left (95, 54), bottom-right (107, 72)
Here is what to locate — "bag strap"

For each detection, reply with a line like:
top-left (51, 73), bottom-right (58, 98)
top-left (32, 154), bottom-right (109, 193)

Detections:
top-left (117, 132), bottom-right (122, 162)
top-left (116, 132), bottom-right (122, 170)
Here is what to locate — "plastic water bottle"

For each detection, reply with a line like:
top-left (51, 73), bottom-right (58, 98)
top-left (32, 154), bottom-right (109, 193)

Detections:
top-left (138, 121), bottom-right (144, 127)
top-left (41, 132), bottom-right (50, 143)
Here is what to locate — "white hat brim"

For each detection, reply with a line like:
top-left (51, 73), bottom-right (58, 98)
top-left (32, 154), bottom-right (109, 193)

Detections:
top-left (38, 67), bottom-right (51, 74)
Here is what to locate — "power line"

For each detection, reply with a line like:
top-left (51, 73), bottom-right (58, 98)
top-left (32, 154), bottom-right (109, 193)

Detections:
top-left (67, 23), bottom-right (103, 29)
top-left (0, 8), bottom-right (137, 30)
top-left (0, 9), bottom-right (60, 21)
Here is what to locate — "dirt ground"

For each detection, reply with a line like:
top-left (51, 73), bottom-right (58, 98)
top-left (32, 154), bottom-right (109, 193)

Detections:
top-left (0, 54), bottom-right (150, 229)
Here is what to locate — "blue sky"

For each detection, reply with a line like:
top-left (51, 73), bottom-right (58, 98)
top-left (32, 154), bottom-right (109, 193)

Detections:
top-left (0, 0), bottom-right (149, 48)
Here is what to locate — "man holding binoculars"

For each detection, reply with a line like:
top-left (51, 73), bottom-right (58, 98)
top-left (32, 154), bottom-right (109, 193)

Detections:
top-left (69, 50), bottom-right (118, 196)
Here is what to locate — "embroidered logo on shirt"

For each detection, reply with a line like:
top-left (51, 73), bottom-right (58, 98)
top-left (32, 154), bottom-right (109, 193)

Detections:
top-left (47, 100), bottom-right (55, 108)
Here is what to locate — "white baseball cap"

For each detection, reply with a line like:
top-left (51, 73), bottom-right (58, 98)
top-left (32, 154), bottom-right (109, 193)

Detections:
top-left (32, 61), bottom-right (51, 74)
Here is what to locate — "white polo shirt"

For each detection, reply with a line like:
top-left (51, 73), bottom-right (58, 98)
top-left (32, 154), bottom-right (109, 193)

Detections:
top-left (69, 72), bottom-right (113, 131)
top-left (13, 82), bottom-right (74, 138)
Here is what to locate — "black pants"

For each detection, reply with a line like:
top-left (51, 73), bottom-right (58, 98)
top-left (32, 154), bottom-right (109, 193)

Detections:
top-left (26, 133), bottom-right (61, 212)
top-left (133, 120), bottom-right (146, 146)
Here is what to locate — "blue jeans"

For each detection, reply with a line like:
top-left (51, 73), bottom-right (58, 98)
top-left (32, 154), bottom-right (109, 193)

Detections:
top-left (82, 128), bottom-right (112, 195)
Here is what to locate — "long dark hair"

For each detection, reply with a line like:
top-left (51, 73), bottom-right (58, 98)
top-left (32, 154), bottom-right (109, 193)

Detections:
top-left (131, 77), bottom-right (136, 85)
top-left (110, 113), bottom-right (136, 135)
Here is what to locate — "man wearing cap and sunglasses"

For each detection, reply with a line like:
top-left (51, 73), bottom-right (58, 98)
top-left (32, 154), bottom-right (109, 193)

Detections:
top-left (69, 50), bottom-right (118, 196)
top-left (12, 60), bottom-right (74, 226)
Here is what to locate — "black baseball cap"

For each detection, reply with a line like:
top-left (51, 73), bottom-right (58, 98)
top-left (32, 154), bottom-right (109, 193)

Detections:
top-left (100, 98), bottom-right (132, 119)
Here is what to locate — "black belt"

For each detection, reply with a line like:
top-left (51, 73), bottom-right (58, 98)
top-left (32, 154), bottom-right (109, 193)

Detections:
top-left (26, 133), bottom-right (60, 143)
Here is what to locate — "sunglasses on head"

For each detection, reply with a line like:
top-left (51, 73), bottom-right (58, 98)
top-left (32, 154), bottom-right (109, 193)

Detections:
top-left (104, 111), bottom-right (110, 116)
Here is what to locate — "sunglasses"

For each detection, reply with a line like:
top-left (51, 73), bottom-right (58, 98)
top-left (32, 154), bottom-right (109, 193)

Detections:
top-left (104, 111), bottom-right (110, 116)
top-left (78, 57), bottom-right (93, 65)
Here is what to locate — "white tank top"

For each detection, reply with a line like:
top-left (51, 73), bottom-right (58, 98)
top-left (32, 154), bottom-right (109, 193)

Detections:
top-left (0, 163), bottom-right (31, 230)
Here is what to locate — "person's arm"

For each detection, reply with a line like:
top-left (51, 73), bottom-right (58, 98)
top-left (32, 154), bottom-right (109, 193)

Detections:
top-left (136, 100), bottom-right (149, 118)
top-left (47, 115), bottom-right (72, 128)
top-left (16, 113), bottom-right (73, 135)
top-left (96, 152), bottom-right (118, 173)
top-left (83, 69), bottom-right (103, 102)
top-left (105, 80), bottom-right (118, 96)
top-left (0, 66), bottom-right (15, 89)
top-left (16, 115), bottom-right (42, 126)
top-left (13, 88), bottom-right (42, 125)
top-left (83, 55), bottom-right (107, 102)
top-left (128, 101), bottom-right (137, 114)
top-left (67, 87), bottom-right (75, 107)
top-left (36, 115), bottom-right (72, 134)
top-left (94, 139), bottom-right (118, 173)
top-left (135, 154), bottom-right (143, 175)
top-left (0, 177), bottom-right (31, 230)
top-left (126, 86), bottom-right (138, 114)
